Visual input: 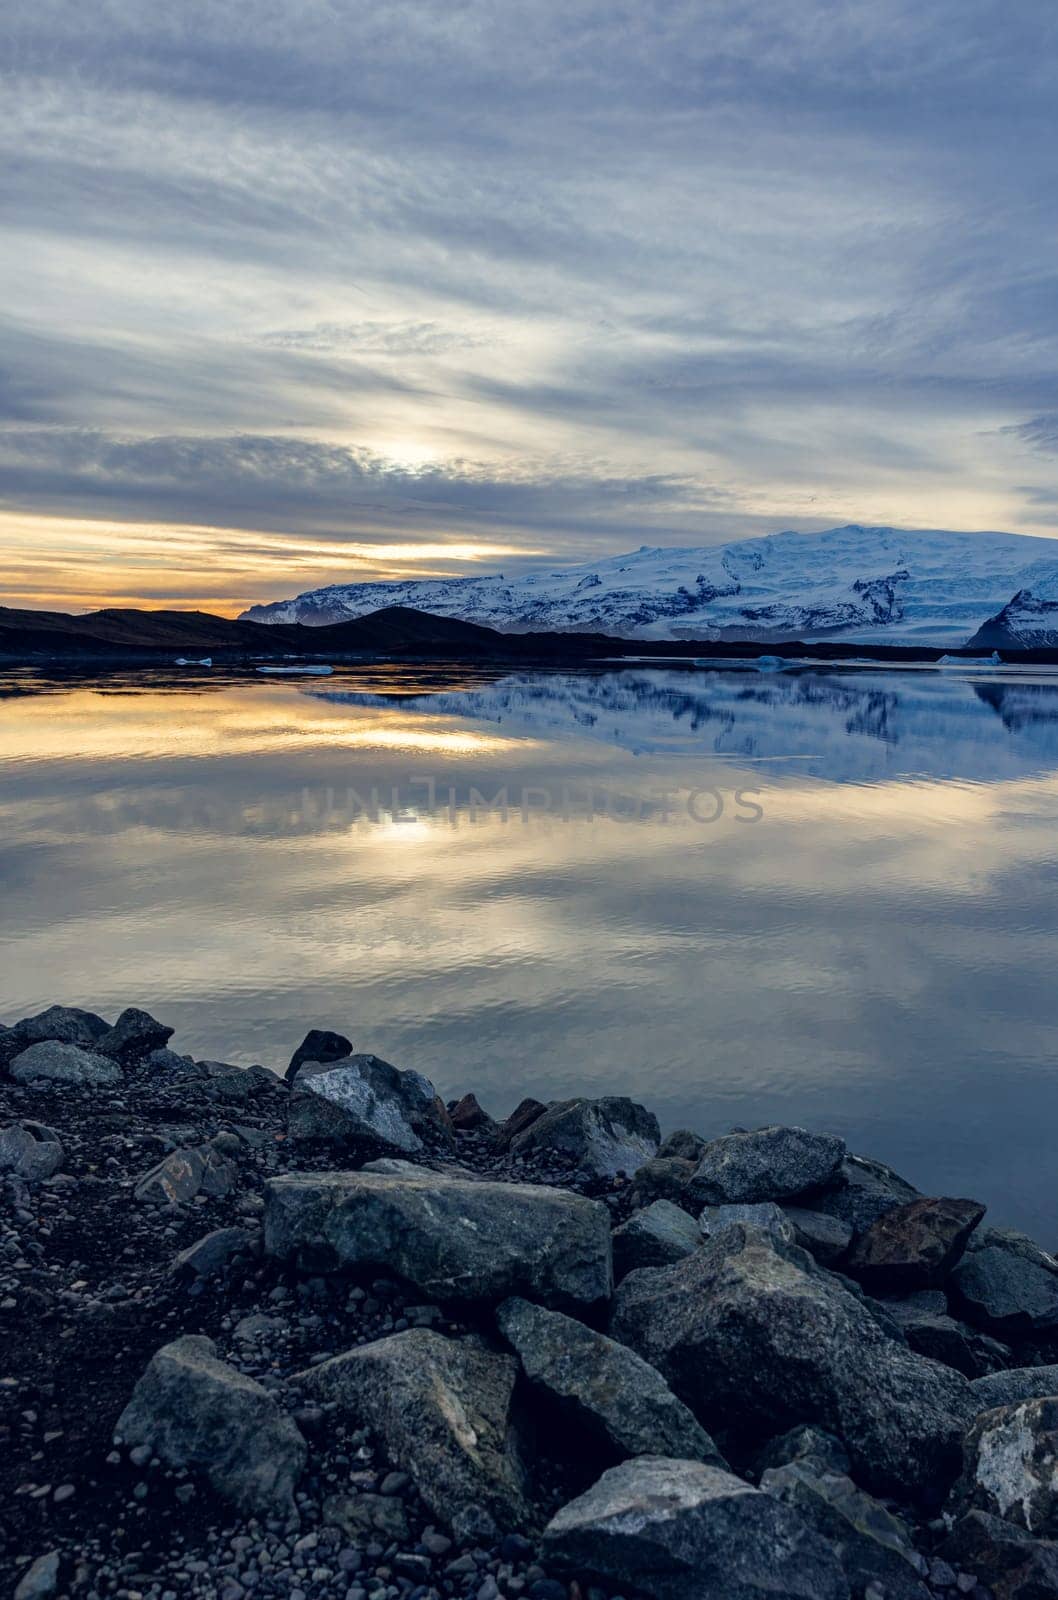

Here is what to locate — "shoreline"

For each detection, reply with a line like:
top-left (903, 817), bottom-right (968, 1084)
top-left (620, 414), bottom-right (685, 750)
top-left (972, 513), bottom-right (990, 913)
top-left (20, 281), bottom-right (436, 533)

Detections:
top-left (5, 1006), bottom-right (1058, 1599)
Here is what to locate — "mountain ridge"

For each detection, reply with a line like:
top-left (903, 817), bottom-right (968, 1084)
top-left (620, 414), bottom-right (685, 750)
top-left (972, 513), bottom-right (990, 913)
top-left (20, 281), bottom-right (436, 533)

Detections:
top-left (240, 524), bottom-right (1058, 647)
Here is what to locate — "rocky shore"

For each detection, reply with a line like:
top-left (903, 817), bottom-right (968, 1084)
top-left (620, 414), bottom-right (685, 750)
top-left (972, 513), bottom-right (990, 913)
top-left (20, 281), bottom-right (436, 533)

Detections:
top-left (4, 1009), bottom-right (1058, 1599)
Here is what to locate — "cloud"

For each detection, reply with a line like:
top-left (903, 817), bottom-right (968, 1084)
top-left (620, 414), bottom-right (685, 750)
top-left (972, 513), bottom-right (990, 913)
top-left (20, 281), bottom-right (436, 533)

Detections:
top-left (2, 0), bottom-right (1058, 607)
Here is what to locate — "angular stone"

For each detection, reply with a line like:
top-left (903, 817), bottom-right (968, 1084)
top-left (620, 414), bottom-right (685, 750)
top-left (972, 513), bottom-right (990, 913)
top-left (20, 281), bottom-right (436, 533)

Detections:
top-left (265, 1170), bottom-right (612, 1309)
top-left (761, 1461), bottom-right (930, 1600)
top-left (629, 1156), bottom-right (695, 1207)
top-left (811, 1154), bottom-right (920, 1238)
top-left (116, 1335), bottom-right (306, 1515)
top-left (885, 1300), bottom-right (1006, 1378)
top-left (296, 1330), bottom-right (529, 1541)
top-left (288, 1054), bottom-right (453, 1156)
top-left (285, 1027), bottom-right (352, 1083)
top-left (496, 1296), bottom-right (724, 1466)
top-left (957, 1398), bottom-right (1058, 1534)
top-left (322, 1491), bottom-right (410, 1543)
top-left (846, 1197), bottom-right (985, 1291)
top-left (497, 1097), bottom-right (547, 1147)
top-left (700, 1201), bottom-right (794, 1245)
top-left (15, 1005), bottom-right (109, 1048)
top-left (783, 1207), bottom-right (853, 1264)
top-left (542, 1456), bottom-right (850, 1600)
top-left (951, 1247), bottom-right (1058, 1336)
top-left (687, 1126), bottom-right (845, 1207)
top-left (199, 1061), bottom-right (281, 1103)
top-left (612, 1199), bottom-right (701, 1279)
top-left (968, 1226), bottom-right (1058, 1274)
top-left (97, 1007), bottom-right (174, 1061)
top-left (9, 1041), bottom-right (123, 1087)
top-left (13, 1551), bottom-right (61, 1600)
top-left (972, 1368), bottom-right (1058, 1413)
top-left (756, 1425), bottom-right (850, 1478)
top-left (657, 1128), bottom-right (708, 1162)
top-left (135, 1145), bottom-right (238, 1205)
top-left (173, 1227), bottom-right (255, 1278)
top-left (509, 1096), bottom-right (660, 1178)
top-left (448, 1092), bottom-right (494, 1133)
top-left (0, 1122), bottom-right (63, 1181)
top-left (610, 1224), bottom-right (971, 1498)
top-left (938, 1509), bottom-right (1058, 1599)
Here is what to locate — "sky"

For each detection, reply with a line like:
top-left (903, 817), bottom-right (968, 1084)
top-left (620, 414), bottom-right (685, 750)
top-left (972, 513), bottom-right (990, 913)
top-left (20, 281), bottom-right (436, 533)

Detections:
top-left (3, 1), bottom-right (1058, 614)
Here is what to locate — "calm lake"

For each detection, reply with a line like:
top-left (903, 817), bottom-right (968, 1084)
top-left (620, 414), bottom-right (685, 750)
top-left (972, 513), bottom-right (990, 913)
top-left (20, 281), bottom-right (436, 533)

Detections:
top-left (3, 660), bottom-right (1058, 1237)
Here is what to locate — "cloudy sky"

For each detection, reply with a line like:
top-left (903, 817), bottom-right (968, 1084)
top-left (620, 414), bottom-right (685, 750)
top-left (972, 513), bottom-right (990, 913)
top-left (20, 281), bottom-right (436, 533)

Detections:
top-left (3, 1), bottom-right (1058, 613)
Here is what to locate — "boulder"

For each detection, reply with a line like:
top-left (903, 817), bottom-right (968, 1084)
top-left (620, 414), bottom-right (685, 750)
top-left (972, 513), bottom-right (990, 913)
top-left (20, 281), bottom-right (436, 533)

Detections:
top-left (116, 1335), bottom-right (306, 1516)
top-left (0, 1122), bottom-right (63, 1181)
top-left (972, 1368), bottom-right (1058, 1412)
top-left (497, 1097), bottom-right (547, 1147)
top-left (448, 1092), bottom-right (494, 1133)
top-left (285, 1027), bottom-right (352, 1083)
top-left (628, 1155), bottom-right (695, 1207)
top-left (610, 1223), bottom-right (972, 1498)
top-left (265, 1170), bottom-right (612, 1309)
top-left (761, 1460), bottom-right (930, 1600)
top-left (13, 1551), bottom-right (61, 1600)
top-left (496, 1296), bottom-right (724, 1467)
top-left (756, 1425), bottom-right (850, 1477)
top-left (938, 1509), bottom-right (1058, 1599)
top-left (542, 1455), bottom-right (850, 1600)
top-left (846, 1196), bottom-right (985, 1291)
top-left (199, 1061), bottom-right (280, 1103)
top-left (97, 1007), bottom-right (174, 1061)
top-left (134, 1145), bottom-right (238, 1205)
top-left (657, 1127), bottom-right (708, 1162)
top-left (968, 1225), bottom-right (1058, 1274)
top-left (13, 1005), bottom-right (109, 1048)
top-left (957, 1398), bottom-right (1058, 1535)
top-left (288, 1054), bottom-right (453, 1156)
top-left (173, 1226), bottom-right (256, 1278)
top-left (687, 1126), bottom-right (845, 1207)
top-left (612, 1199), bottom-right (701, 1279)
top-left (951, 1246), bottom-right (1058, 1336)
top-left (885, 1297), bottom-right (1008, 1378)
top-left (296, 1330), bottom-right (529, 1541)
top-left (9, 1041), bottom-right (123, 1087)
top-left (509, 1096), bottom-right (660, 1178)
top-left (811, 1153), bottom-right (920, 1237)
top-left (783, 1207), bottom-right (853, 1264)
top-left (699, 1201), bottom-right (794, 1245)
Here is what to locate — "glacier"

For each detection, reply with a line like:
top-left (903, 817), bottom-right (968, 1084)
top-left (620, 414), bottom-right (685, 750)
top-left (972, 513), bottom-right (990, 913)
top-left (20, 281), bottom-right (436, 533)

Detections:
top-left (241, 524), bottom-right (1058, 647)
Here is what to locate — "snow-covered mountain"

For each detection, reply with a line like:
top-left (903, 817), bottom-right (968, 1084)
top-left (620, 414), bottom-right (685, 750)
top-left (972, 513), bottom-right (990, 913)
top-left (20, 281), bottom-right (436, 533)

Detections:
top-left (968, 572), bottom-right (1058, 650)
top-left (241, 525), bottom-right (1058, 646)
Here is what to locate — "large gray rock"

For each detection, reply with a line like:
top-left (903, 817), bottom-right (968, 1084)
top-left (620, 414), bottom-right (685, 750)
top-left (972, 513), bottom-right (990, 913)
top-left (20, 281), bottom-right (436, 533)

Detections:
top-left (657, 1128), bottom-right (708, 1162)
top-left (846, 1196), bottom-right (985, 1291)
top-left (783, 1207), bottom-right (853, 1264)
top-left (956, 1398), bottom-right (1058, 1535)
top-left (509, 1096), bottom-right (660, 1178)
top-left (9, 1041), bottom-right (123, 1087)
top-left (542, 1456), bottom-right (850, 1600)
top-left (951, 1245), bottom-right (1058, 1336)
top-left (612, 1198), bottom-right (700, 1279)
top-left (134, 1145), bottom-right (239, 1205)
top-left (885, 1298), bottom-right (1005, 1378)
top-left (610, 1223), bottom-right (972, 1498)
top-left (288, 1054), bottom-right (453, 1156)
top-left (265, 1170), bottom-right (612, 1309)
top-left (172, 1227), bottom-right (256, 1278)
top-left (811, 1154), bottom-right (920, 1238)
top-left (938, 1509), bottom-right (1058, 1599)
top-left (13, 1005), bottom-right (109, 1047)
top-left (0, 1122), bottom-right (63, 1181)
top-left (97, 1007), bottom-right (174, 1061)
top-left (628, 1155), bottom-right (695, 1207)
top-left (972, 1367), bottom-right (1058, 1413)
top-left (761, 1461), bottom-right (930, 1600)
top-left (687, 1126), bottom-right (845, 1207)
top-left (116, 1335), bottom-right (306, 1516)
top-left (296, 1330), bottom-right (529, 1540)
top-left (496, 1296), bottom-right (724, 1466)
top-left (968, 1225), bottom-right (1058, 1274)
top-left (700, 1201), bottom-right (794, 1245)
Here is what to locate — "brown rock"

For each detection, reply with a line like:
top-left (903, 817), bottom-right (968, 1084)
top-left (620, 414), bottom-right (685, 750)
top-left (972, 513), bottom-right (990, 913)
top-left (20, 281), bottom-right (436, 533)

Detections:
top-left (449, 1093), bottom-right (494, 1133)
top-left (498, 1097), bottom-right (547, 1147)
top-left (847, 1197), bottom-right (985, 1291)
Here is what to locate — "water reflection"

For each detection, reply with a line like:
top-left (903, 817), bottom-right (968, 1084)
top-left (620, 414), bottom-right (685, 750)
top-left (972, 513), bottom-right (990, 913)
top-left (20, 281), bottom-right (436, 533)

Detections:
top-left (3, 661), bottom-right (1058, 1238)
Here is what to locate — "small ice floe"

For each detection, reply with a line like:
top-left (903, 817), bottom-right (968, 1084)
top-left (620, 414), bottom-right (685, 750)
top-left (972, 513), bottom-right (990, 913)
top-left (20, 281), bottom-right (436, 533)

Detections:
top-left (256, 664), bottom-right (334, 675)
top-left (174, 657), bottom-right (212, 666)
top-left (936, 652), bottom-right (1004, 668)
top-left (755, 654), bottom-right (789, 671)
